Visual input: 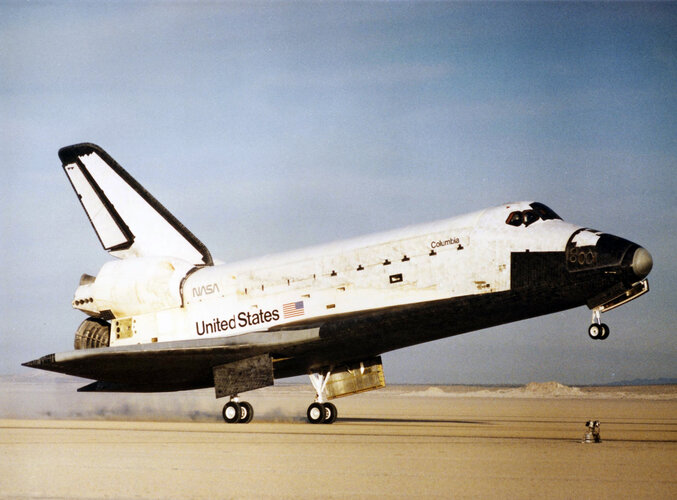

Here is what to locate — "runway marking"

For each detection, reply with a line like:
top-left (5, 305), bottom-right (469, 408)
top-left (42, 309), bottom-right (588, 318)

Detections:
top-left (3, 419), bottom-right (676, 444)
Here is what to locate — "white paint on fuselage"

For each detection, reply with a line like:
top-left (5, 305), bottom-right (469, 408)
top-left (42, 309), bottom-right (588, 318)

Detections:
top-left (103, 202), bottom-right (582, 346)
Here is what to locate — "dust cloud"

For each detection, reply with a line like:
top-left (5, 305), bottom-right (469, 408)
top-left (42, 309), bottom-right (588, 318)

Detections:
top-left (1, 373), bottom-right (312, 421)
top-left (3, 374), bottom-right (675, 421)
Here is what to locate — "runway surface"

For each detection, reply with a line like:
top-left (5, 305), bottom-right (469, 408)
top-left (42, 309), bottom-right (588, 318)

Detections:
top-left (2, 384), bottom-right (676, 499)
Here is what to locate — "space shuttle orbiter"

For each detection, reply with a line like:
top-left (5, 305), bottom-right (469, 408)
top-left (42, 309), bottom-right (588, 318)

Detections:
top-left (24, 143), bottom-right (653, 423)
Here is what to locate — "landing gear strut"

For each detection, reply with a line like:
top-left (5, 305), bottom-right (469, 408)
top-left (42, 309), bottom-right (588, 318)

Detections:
top-left (307, 371), bottom-right (338, 424)
top-left (588, 309), bottom-right (610, 340)
top-left (222, 396), bottom-right (254, 424)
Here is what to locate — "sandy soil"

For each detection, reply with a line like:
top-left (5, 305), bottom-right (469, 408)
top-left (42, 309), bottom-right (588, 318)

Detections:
top-left (1, 382), bottom-right (676, 499)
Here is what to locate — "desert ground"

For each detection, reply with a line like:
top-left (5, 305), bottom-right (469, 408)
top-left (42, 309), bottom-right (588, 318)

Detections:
top-left (1, 377), bottom-right (676, 499)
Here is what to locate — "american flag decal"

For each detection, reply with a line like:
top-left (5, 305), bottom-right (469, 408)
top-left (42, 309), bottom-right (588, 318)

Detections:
top-left (283, 300), bottom-right (305, 319)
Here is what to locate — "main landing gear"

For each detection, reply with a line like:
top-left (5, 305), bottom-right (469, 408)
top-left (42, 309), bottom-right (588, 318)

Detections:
top-left (222, 396), bottom-right (254, 424)
top-left (588, 309), bottom-right (610, 340)
top-left (307, 371), bottom-right (338, 424)
top-left (307, 401), bottom-right (338, 424)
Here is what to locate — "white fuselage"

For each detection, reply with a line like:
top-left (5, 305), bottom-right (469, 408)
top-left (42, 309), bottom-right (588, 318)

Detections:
top-left (72, 202), bottom-right (582, 347)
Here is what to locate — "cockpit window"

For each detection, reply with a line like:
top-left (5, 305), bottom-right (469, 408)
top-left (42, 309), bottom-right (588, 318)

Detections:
top-left (523, 210), bottom-right (539, 226)
top-left (530, 202), bottom-right (561, 221)
top-left (506, 211), bottom-right (523, 227)
top-left (506, 202), bottom-right (562, 227)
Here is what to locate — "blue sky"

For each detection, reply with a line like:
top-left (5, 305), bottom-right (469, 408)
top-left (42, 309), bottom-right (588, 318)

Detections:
top-left (1, 2), bottom-right (675, 384)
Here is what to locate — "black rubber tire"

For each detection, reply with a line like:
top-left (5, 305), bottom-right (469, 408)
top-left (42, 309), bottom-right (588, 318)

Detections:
top-left (239, 401), bottom-right (254, 423)
top-left (307, 402), bottom-right (325, 424)
top-left (599, 323), bottom-right (610, 340)
top-left (322, 402), bottom-right (337, 424)
top-left (223, 401), bottom-right (241, 423)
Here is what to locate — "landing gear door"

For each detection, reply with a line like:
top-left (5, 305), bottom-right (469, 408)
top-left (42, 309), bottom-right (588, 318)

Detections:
top-left (324, 357), bottom-right (386, 400)
top-left (213, 354), bottom-right (274, 399)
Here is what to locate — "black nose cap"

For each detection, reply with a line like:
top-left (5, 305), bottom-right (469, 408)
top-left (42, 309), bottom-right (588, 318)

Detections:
top-left (632, 247), bottom-right (653, 279)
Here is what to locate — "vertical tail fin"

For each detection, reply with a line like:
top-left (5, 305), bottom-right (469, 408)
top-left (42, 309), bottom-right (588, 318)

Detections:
top-left (60, 143), bottom-right (213, 266)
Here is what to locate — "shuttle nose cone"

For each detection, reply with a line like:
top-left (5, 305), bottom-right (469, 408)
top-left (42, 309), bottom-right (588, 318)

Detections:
top-left (632, 247), bottom-right (653, 279)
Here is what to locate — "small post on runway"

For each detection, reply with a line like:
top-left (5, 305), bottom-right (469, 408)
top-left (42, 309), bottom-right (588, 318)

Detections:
top-left (582, 420), bottom-right (601, 443)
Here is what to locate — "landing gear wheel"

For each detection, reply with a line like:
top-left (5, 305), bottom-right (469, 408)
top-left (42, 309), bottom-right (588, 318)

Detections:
top-left (223, 401), bottom-right (241, 423)
top-left (239, 401), bottom-right (254, 423)
top-left (588, 324), bottom-right (602, 340)
top-left (322, 402), bottom-right (337, 424)
top-left (307, 402), bottom-right (325, 424)
top-left (589, 323), bottom-right (610, 340)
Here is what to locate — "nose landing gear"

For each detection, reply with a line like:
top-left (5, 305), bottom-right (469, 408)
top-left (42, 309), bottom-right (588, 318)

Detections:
top-left (588, 309), bottom-right (609, 340)
top-left (586, 279), bottom-right (651, 341)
